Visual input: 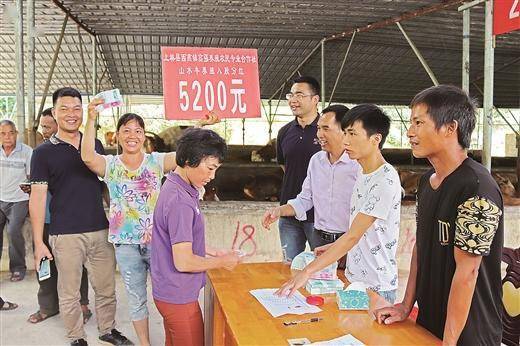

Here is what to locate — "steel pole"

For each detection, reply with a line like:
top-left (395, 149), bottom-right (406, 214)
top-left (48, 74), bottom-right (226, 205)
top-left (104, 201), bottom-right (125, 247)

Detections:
top-left (462, 9), bottom-right (470, 92)
top-left (396, 22), bottom-right (439, 86)
top-left (92, 35), bottom-right (97, 95)
top-left (14, 0), bottom-right (25, 141)
top-left (482, 0), bottom-right (494, 171)
top-left (320, 39), bottom-right (325, 110)
top-left (36, 14), bottom-right (68, 125)
top-left (27, 0), bottom-right (36, 146)
top-left (329, 32), bottom-right (356, 105)
top-left (92, 35), bottom-right (98, 137)
top-left (268, 100), bottom-right (272, 141)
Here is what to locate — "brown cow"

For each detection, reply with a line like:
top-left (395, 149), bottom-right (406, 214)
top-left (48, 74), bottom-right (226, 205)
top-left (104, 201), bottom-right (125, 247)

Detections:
top-left (493, 173), bottom-right (520, 206)
top-left (243, 175), bottom-right (281, 201)
top-left (398, 170), bottom-right (422, 204)
top-left (104, 131), bottom-right (117, 147)
top-left (254, 138), bottom-right (277, 163)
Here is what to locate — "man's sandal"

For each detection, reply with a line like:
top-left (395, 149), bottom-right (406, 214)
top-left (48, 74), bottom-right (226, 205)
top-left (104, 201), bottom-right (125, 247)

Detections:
top-left (1, 301), bottom-right (18, 311)
top-left (10, 271), bottom-right (25, 282)
top-left (27, 310), bottom-right (59, 323)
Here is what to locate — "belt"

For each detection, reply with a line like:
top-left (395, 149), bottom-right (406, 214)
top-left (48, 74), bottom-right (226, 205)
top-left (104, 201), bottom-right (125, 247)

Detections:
top-left (315, 229), bottom-right (343, 242)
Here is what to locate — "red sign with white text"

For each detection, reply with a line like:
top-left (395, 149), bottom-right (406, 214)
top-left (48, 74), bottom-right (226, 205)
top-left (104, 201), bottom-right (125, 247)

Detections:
top-left (494, 0), bottom-right (520, 35)
top-left (161, 46), bottom-right (261, 120)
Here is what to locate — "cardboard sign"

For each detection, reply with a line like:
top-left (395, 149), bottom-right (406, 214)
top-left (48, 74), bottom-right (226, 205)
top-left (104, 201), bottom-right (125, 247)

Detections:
top-left (161, 46), bottom-right (261, 120)
top-left (494, 0), bottom-right (520, 35)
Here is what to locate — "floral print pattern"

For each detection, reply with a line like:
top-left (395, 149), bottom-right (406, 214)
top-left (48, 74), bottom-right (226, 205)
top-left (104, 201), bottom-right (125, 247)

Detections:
top-left (104, 153), bottom-right (165, 244)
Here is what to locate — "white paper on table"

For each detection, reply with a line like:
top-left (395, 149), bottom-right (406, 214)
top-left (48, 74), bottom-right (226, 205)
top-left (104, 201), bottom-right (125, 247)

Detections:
top-left (309, 334), bottom-right (364, 345)
top-left (249, 288), bottom-right (321, 318)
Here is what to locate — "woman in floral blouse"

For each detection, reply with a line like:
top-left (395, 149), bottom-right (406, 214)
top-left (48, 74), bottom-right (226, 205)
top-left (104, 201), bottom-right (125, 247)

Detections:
top-left (81, 97), bottom-right (218, 346)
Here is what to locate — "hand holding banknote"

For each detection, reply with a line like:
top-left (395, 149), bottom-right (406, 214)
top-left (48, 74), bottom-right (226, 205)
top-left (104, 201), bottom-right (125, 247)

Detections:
top-left (94, 89), bottom-right (124, 112)
top-left (87, 98), bottom-right (104, 121)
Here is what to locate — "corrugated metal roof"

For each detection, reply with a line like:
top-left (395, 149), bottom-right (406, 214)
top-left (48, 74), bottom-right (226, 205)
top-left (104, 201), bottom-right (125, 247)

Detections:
top-left (1, 0), bottom-right (518, 107)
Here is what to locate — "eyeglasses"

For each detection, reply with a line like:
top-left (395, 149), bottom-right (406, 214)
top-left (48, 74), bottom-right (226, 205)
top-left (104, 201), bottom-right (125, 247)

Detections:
top-left (285, 93), bottom-right (315, 101)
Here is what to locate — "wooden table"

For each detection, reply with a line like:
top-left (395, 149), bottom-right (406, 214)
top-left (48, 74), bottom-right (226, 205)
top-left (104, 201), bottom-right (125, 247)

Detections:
top-left (204, 262), bottom-right (440, 345)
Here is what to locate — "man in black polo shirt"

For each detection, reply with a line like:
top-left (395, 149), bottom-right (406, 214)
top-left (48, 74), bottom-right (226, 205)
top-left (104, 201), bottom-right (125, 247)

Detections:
top-left (276, 76), bottom-right (322, 261)
top-left (30, 88), bottom-right (132, 346)
top-left (375, 85), bottom-right (503, 345)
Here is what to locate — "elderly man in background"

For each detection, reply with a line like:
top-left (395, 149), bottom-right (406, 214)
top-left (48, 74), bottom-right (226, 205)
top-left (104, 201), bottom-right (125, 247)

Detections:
top-left (0, 119), bottom-right (32, 282)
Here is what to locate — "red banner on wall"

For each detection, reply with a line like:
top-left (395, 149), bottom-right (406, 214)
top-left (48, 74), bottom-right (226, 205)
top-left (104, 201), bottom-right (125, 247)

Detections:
top-left (494, 0), bottom-right (520, 35)
top-left (161, 46), bottom-right (261, 120)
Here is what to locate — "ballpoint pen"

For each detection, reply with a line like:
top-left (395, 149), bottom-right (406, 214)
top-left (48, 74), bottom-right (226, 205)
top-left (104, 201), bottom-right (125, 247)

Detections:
top-left (283, 317), bottom-right (323, 326)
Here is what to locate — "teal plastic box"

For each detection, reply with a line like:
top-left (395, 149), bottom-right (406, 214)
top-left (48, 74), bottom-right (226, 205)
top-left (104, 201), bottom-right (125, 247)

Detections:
top-left (336, 287), bottom-right (369, 310)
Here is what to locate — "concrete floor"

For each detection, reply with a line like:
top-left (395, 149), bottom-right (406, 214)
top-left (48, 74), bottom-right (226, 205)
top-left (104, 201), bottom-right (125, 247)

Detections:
top-left (1, 225), bottom-right (168, 345)
top-left (0, 227), bottom-right (412, 346)
top-left (0, 271), bottom-right (167, 346)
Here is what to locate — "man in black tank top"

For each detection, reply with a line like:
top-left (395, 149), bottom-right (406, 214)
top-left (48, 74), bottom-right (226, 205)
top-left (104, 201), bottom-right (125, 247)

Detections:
top-left (374, 85), bottom-right (503, 345)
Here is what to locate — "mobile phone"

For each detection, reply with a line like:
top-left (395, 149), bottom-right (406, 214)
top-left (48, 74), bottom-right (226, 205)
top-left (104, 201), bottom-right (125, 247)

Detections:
top-left (38, 257), bottom-right (51, 281)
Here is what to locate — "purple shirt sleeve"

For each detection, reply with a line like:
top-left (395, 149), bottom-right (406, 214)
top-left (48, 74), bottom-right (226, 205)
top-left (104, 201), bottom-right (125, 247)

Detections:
top-left (166, 201), bottom-right (196, 245)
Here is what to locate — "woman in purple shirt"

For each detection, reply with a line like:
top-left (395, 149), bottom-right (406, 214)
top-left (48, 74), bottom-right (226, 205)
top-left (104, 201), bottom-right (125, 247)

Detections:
top-left (151, 128), bottom-right (240, 346)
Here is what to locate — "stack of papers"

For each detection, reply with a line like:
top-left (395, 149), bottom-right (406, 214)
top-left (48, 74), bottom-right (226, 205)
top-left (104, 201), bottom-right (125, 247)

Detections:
top-left (291, 252), bottom-right (338, 280)
top-left (250, 288), bottom-right (322, 318)
top-left (305, 279), bottom-right (344, 295)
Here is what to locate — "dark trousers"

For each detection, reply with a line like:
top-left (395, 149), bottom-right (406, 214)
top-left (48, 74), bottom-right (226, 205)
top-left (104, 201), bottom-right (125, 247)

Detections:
top-left (0, 200), bottom-right (29, 273)
top-left (314, 228), bottom-right (347, 269)
top-left (37, 224), bottom-right (89, 315)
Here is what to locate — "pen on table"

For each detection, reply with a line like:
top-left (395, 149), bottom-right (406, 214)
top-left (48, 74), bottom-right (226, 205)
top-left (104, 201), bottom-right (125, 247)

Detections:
top-left (283, 317), bottom-right (323, 326)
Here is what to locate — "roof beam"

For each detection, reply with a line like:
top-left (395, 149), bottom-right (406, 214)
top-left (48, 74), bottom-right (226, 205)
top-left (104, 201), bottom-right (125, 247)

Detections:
top-left (325, 0), bottom-right (466, 42)
top-left (52, 0), bottom-right (95, 36)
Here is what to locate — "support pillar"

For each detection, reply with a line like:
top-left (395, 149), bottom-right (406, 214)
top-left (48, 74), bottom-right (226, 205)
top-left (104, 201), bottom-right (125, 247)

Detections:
top-left (397, 22), bottom-right (439, 86)
top-left (320, 39), bottom-right (326, 109)
top-left (14, 0), bottom-right (25, 141)
top-left (462, 9), bottom-right (470, 92)
top-left (36, 14), bottom-right (68, 126)
top-left (27, 0), bottom-right (36, 146)
top-left (482, 0), bottom-right (494, 171)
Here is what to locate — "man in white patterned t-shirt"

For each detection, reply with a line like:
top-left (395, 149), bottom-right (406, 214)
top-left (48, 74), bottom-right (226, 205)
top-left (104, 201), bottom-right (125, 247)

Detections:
top-left (346, 157), bottom-right (401, 299)
top-left (276, 104), bottom-right (401, 303)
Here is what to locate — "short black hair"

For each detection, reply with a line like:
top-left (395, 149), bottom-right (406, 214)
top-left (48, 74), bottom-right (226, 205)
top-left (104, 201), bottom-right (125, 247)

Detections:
top-left (292, 76), bottom-right (320, 96)
top-left (117, 113), bottom-right (145, 132)
top-left (52, 87), bottom-right (82, 106)
top-left (321, 104), bottom-right (350, 126)
top-left (41, 108), bottom-right (54, 119)
top-left (410, 85), bottom-right (477, 149)
top-left (341, 104), bottom-right (391, 149)
top-left (175, 128), bottom-right (227, 168)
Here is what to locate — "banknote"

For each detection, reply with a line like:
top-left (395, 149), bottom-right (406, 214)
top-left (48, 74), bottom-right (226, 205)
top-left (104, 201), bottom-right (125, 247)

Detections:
top-left (94, 89), bottom-right (123, 112)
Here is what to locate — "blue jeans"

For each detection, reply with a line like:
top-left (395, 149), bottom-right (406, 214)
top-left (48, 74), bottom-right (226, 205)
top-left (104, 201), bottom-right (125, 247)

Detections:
top-left (114, 244), bottom-right (150, 321)
top-left (278, 217), bottom-right (325, 261)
